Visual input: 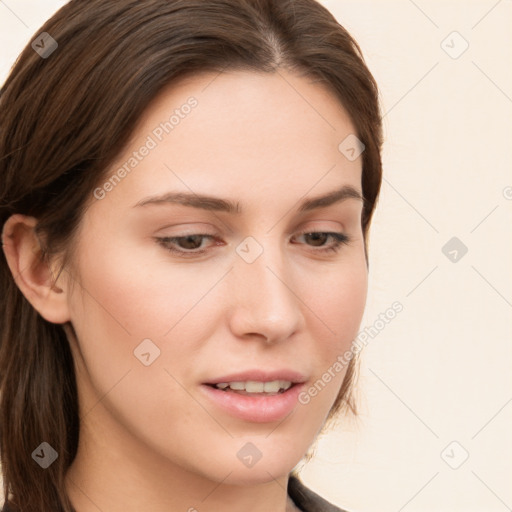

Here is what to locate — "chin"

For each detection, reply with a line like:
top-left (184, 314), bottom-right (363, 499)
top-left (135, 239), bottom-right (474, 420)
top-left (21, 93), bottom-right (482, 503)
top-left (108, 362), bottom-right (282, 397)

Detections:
top-left (200, 437), bottom-right (308, 486)
top-left (219, 463), bottom-right (297, 486)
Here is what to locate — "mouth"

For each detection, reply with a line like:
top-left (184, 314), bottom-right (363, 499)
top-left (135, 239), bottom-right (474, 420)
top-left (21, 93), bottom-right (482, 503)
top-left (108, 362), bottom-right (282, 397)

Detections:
top-left (205, 380), bottom-right (294, 396)
top-left (200, 370), bottom-right (307, 423)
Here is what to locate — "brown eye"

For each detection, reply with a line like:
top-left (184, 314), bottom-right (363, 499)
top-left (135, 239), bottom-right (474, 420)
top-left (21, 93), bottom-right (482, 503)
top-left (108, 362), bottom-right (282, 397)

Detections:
top-left (303, 232), bottom-right (329, 246)
top-left (172, 235), bottom-right (205, 250)
top-left (292, 231), bottom-right (350, 254)
top-left (155, 234), bottom-right (217, 257)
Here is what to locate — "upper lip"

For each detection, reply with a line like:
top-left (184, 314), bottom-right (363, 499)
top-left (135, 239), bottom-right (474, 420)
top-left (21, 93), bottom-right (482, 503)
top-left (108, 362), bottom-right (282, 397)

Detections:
top-left (203, 369), bottom-right (308, 385)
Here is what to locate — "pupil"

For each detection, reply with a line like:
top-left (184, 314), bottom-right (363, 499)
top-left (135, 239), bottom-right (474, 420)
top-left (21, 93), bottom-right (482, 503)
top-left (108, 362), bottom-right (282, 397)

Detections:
top-left (306, 233), bottom-right (326, 246)
top-left (181, 235), bottom-right (202, 249)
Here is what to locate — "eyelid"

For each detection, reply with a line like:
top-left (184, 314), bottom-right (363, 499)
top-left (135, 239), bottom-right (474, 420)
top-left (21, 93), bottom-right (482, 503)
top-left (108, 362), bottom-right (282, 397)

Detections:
top-left (155, 228), bottom-right (351, 259)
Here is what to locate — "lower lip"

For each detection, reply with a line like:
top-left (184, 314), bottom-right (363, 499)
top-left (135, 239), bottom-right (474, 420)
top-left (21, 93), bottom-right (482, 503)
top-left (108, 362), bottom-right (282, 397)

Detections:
top-left (200, 383), bottom-right (305, 423)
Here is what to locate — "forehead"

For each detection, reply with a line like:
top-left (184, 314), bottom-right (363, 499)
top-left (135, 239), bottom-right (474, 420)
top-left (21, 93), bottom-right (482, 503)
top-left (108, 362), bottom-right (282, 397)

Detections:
top-left (91, 69), bottom-right (362, 214)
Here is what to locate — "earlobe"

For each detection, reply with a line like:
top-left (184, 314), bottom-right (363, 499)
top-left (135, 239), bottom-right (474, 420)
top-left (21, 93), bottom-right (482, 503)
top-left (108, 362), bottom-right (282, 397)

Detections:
top-left (1, 213), bottom-right (71, 324)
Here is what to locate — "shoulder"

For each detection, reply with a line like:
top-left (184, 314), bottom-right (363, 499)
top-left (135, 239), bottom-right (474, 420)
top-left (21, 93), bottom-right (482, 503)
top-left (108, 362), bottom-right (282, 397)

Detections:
top-left (287, 475), bottom-right (352, 512)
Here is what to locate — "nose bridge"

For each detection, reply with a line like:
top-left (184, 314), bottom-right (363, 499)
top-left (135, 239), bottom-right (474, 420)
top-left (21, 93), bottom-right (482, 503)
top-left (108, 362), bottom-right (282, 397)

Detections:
top-left (228, 234), bottom-right (303, 342)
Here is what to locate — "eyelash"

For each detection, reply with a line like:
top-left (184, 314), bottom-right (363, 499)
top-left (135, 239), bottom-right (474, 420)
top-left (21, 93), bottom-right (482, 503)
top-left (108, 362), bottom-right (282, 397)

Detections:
top-left (155, 230), bottom-right (351, 258)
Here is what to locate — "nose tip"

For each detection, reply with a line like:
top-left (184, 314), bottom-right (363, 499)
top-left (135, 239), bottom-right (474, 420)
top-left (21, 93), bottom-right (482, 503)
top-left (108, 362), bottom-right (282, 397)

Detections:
top-left (227, 242), bottom-right (303, 344)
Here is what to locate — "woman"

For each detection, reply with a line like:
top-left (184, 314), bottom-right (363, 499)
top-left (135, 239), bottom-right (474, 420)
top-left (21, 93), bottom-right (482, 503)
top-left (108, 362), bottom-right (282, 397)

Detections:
top-left (0, 0), bottom-right (383, 510)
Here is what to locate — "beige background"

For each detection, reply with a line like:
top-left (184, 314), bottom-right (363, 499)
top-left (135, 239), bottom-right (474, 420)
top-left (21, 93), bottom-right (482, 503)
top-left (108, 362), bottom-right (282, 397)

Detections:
top-left (1, 1), bottom-right (511, 511)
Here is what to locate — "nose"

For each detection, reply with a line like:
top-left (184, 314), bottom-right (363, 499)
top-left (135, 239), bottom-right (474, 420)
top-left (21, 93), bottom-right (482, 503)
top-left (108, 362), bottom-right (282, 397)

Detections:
top-left (226, 239), bottom-right (304, 344)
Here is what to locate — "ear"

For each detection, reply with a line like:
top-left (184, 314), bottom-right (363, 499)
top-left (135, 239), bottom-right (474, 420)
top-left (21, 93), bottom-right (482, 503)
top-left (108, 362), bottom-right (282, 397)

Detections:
top-left (1, 214), bottom-right (71, 324)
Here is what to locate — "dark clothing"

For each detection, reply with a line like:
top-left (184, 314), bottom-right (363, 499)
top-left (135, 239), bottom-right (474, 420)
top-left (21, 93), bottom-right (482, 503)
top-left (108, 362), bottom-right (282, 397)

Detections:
top-left (288, 475), bottom-right (349, 511)
top-left (2, 475), bottom-right (349, 512)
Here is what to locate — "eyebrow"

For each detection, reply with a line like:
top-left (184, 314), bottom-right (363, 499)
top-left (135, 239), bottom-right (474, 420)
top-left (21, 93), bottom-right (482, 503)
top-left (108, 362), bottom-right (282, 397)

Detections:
top-left (133, 185), bottom-right (364, 214)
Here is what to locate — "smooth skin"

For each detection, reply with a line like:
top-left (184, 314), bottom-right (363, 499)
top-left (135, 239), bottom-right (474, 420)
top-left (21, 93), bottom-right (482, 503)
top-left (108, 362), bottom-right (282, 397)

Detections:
top-left (2, 69), bottom-right (367, 512)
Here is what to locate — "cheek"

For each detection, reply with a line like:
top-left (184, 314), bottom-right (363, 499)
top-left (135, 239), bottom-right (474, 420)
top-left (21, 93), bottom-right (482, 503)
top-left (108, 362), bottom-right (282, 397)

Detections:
top-left (66, 233), bottom-right (226, 409)
top-left (66, 244), bottom-right (217, 457)
top-left (69, 233), bottom-right (212, 341)
top-left (293, 257), bottom-right (367, 419)
top-left (298, 253), bottom-right (368, 353)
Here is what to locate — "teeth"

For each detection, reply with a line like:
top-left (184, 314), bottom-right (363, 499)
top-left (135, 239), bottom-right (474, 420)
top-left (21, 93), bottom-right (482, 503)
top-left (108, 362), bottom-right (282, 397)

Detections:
top-left (246, 381), bottom-right (264, 392)
top-left (263, 381), bottom-right (280, 393)
top-left (280, 380), bottom-right (293, 391)
top-left (214, 380), bottom-right (292, 392)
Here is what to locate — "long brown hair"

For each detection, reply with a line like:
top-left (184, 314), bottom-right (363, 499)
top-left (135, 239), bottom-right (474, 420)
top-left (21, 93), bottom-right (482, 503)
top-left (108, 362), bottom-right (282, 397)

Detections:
top-left (0, 0), bottom-right (382, 510)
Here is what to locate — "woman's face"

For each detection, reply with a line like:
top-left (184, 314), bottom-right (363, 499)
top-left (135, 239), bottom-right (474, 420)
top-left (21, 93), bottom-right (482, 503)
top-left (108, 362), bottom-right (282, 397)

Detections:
top-left (64, 69), bottom-right (367, 485)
